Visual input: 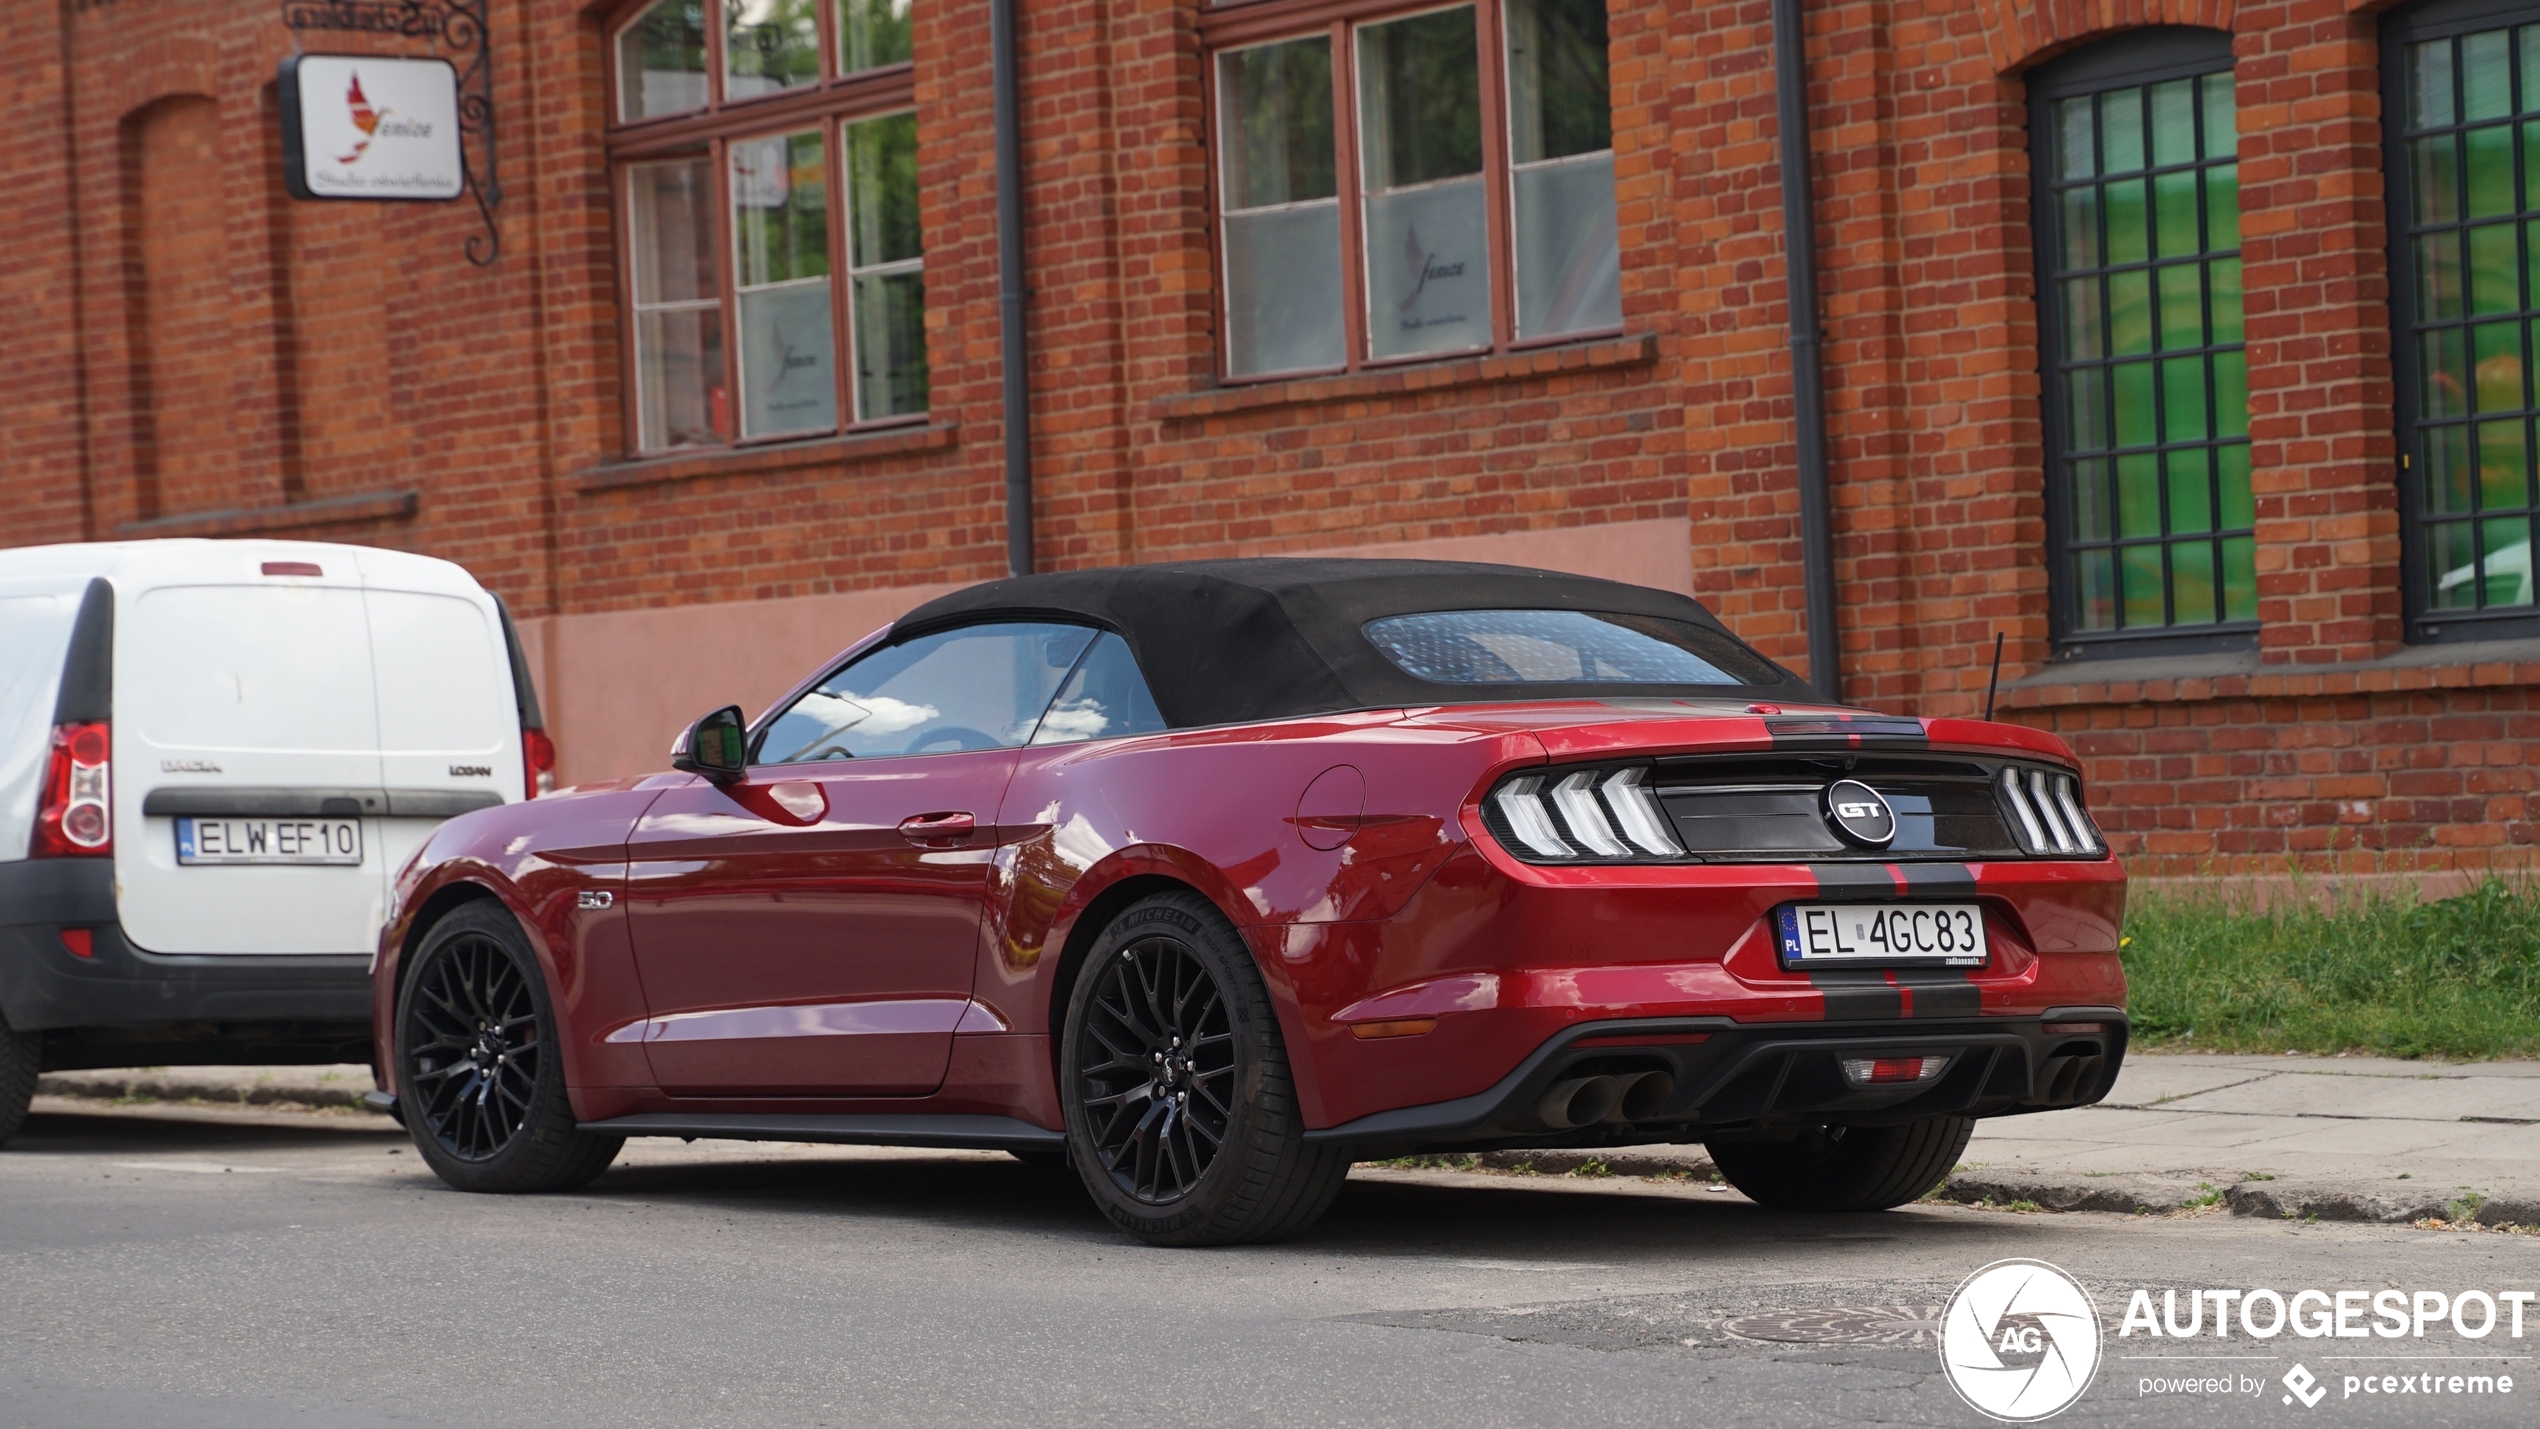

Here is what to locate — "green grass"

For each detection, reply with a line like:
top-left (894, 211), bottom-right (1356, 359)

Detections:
top-left (2120, 877), bottom-right (2540, 1060)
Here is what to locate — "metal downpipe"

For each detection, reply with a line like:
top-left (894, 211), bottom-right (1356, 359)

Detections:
top-left (991, 0), bottom-right (1034, 576)
top-left (1772, 0), bottom-right (1839, 698)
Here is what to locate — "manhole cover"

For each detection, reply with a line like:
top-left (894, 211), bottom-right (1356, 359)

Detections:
top-left (1720, 1305), bottom-right (1944, 1345)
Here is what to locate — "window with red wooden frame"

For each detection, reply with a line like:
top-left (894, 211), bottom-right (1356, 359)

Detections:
top-left (1202, 0), bottom-right (1619, 381)
top-left (606, 0), bottom-right (928, 455)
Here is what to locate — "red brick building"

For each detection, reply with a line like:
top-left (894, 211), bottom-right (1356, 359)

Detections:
top-left (6, 0), bottom-right (2537, 883)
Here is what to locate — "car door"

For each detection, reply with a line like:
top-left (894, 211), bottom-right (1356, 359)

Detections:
top-left (623, 621), bottom-right (1099, 1097)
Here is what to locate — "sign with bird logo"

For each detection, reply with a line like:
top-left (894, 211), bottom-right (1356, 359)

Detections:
top-left (279, 55), bottom-right (464, 201)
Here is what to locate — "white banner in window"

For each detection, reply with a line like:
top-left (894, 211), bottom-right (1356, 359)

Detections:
top-left (280, 55), bottom-right (464, 202)
top-left (731, 136), bottom-right (794, 210)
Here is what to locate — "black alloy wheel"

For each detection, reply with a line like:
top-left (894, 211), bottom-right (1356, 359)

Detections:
top-left (1076, 934), bottom-right (1237, 1203)
top-left (405, 929), bottom-right (541, 1162)
top-left (1060, 891), bottom-right (1350, 1246)
top-left (395, 901), bottom-right (622, 1193)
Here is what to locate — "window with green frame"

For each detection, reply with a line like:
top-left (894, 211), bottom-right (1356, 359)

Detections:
top-left (2035, 31), bottom-right (2253, 644)
top-left (2389, 0), bottom-right (2540, 631)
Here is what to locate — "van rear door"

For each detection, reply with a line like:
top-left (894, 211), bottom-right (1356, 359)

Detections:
top-left (362, 583), bottom-right (519, 887)
top-left (117, 574), bottom-right (387, 955)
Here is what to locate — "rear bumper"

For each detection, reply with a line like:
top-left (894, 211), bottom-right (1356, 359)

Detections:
top-left (0, 859), bottom-right (370, 1067)
top-left (1303, 1007), bottom-right (2127, 1153)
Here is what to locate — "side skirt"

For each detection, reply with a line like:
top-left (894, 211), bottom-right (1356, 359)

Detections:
top-left (575, 1112), bottom-right (1065, 1152)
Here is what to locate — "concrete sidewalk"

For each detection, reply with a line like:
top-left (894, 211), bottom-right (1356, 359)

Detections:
top-left (1950, 1049), bottom-right (2540, 1225)
top-left (35, 1050), bottom-right (2540, 1226)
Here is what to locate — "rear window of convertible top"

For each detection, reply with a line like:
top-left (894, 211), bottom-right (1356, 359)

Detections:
top-left (1361, 609), bottom-right (1789, 687)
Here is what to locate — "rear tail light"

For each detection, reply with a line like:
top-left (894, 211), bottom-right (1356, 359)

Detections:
top-left (523, 727), bottom-right (556, 798)
top-left (33, 722), bottom-right (111, 857)
top-left (1489, 767), bottom-right (1683, 862)
top-left (1842, 1055), bottom-right (1950, 1086)
top-left (1996, 766), bottom-right (2104, 857)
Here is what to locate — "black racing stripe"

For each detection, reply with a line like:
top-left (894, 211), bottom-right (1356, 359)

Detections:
top-left (1894, 864), bottom-right (1980, 1016)
top-left (1810, 862), bottom-right (1905, 898)
top-left (1807, 967), bottom-right (1904, 1020)
top-left (1896, 862), bottom-right (1977, 893)
top-left (1892, 966), bottom-right (1981, 1019)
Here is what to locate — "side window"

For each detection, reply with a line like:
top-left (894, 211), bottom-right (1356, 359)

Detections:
top-left (1209, 0), bottom-right (1618, 380)
top-left (757, 622), bottom-right (1094, 762)
top-left (2033, 30), bottom-right (2249, 649)
top-left (607, 0), bottom-right (925, 456)
top-left (2389, 4), bottom-right (2540, 636)
top-left (1031, 633), bottom-right (1167, 745)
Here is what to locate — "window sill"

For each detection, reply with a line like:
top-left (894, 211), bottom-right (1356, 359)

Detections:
top-left (1154, 334), bottom-right (1658, 424)
top-left (572, 422), bottom-right (958, 495)
top-left (1999, 636), bottom-right (2540, 709)
top-left (112, 488), bottom-right (419, 539)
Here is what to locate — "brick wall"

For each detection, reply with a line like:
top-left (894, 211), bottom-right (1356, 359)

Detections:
top-left (2, 0), bottom-right (2531, 880)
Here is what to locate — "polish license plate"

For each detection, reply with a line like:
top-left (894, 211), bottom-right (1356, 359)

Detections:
top-left (1776, 903), bottom-right (1987, 968)
top-left (176, 816), bottom-right (363, 866)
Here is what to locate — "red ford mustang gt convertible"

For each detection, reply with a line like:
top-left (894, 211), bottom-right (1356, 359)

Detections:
top-left (370, 559), bottom-right (2126, 1245)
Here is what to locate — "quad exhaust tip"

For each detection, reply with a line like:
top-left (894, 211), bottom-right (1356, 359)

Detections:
top-left (1537, 1075), bottom-right (1619, 1130)
top-left (1535, 1070), bottom-right (1676, 1130)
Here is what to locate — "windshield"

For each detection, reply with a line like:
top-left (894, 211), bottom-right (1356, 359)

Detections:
top-left (1361, 609), bottom-right (1790, 687)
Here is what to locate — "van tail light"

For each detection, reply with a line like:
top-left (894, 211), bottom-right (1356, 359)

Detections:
top-left (33, 722), bottom-right (111, 857)
top-left (523, 727), bottom-right (556, 798)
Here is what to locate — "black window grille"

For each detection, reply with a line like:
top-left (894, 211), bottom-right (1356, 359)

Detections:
top-left (2032, 28), bottom-right (2254, 655)
top-left (2386, 0), bottom-right (2540, 641)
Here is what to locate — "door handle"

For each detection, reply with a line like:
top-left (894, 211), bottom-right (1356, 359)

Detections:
top-left (898, 811), bottom-right (977, 844)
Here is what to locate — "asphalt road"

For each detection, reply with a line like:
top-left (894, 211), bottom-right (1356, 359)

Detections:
top-left (3, 1102), bottom-right (2536, 1429)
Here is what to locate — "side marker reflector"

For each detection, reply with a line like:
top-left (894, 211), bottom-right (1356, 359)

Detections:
top-left (1349, 1018), bottom-right (1439, 1040)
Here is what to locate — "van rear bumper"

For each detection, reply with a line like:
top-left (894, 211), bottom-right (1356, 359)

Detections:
top-left (0, 859), bottom-right (370, 1069)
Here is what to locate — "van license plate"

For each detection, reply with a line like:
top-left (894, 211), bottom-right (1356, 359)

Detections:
top-left (176, 817), bottom-right (363, 866)
top-left (1776, 903), bottom-right (1987, 968)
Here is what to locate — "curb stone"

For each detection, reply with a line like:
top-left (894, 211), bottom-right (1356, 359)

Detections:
top-left (1937, 1172), bottom-right (2205, 1216)
top-left (35, 1070), bottom-right (382, 1112)
top-left (2225, 1179), bottom-right (2540, 1227)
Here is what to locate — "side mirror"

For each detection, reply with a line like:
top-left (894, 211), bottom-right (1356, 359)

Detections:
top-left (672, 705), bottom-right (749, 784)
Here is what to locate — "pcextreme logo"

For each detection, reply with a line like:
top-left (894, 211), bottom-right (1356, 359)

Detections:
top-left (1941, 1259), bottom-right (2103, 1421)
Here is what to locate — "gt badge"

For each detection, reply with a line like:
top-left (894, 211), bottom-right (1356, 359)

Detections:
top-left (1823, 779), bottom-right (1896, 848)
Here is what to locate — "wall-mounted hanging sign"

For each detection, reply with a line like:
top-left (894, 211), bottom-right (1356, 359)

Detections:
top-left (277, 0), bottom-right (500, 264)
top-left (280, 56), bottom-right (463, 201)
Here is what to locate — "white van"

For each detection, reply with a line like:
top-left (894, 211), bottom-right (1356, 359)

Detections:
top-left (0, 539), bottom-right (550, 1142)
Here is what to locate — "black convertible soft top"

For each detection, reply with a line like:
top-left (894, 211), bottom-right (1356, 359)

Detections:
top-left (892, 558), bottom-right (1811, 730)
